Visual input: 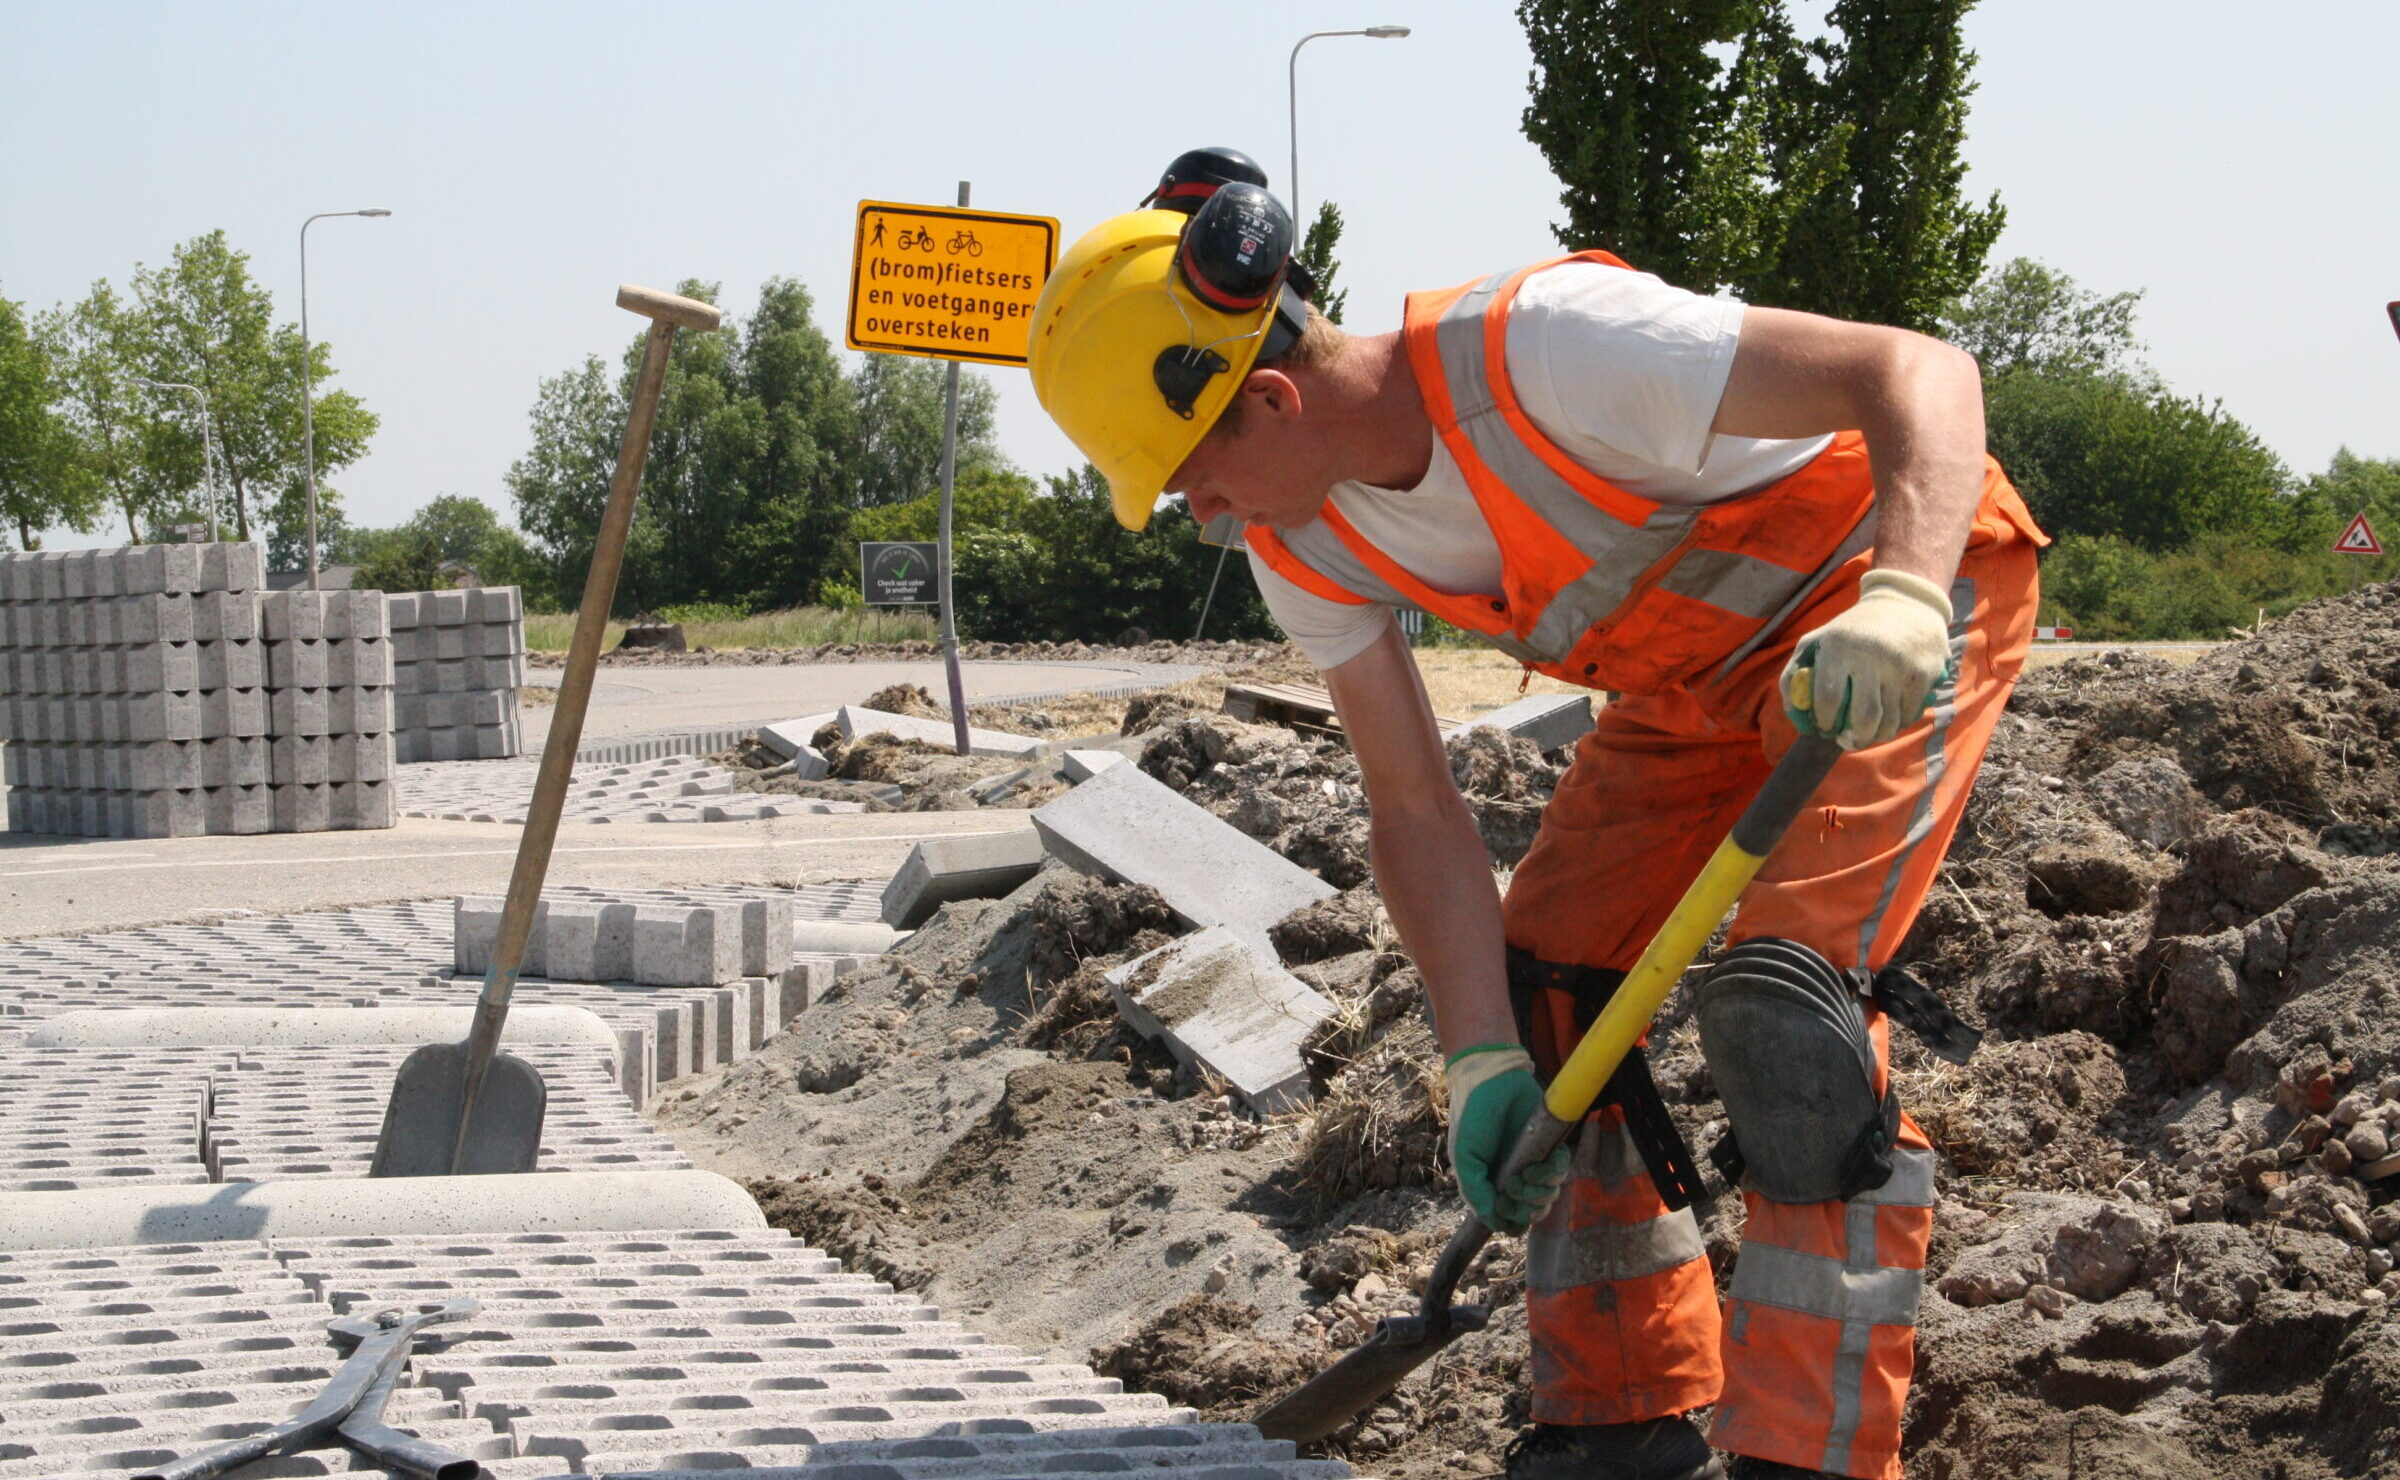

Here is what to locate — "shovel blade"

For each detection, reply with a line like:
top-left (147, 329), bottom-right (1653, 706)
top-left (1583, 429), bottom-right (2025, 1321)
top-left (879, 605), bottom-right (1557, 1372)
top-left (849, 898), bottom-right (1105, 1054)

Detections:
top-left (1252, 1304), bottom-right (1489, 1444)
top-left (368, 1042), bottom-right (547, 1177)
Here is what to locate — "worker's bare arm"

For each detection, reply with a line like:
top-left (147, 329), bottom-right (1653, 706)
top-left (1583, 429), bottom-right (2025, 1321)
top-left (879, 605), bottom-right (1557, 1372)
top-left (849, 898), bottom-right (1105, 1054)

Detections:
top-left (1713, 306), bottom-right (1987, 590)
top-left (1322, 623), bottom-right (1517, 1058)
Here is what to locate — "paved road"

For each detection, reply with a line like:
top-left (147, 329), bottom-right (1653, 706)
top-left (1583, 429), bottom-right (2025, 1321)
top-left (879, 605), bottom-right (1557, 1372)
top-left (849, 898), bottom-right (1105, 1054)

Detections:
top-left (0, 810), bottom-right (1035, 940)
top-left (524, 658), bottom-right (1205, 745)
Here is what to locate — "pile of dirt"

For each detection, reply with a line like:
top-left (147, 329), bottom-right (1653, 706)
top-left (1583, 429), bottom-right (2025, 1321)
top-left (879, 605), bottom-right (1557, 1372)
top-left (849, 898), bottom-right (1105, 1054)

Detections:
top-left (662, 581), bottom-right (2400, 1480)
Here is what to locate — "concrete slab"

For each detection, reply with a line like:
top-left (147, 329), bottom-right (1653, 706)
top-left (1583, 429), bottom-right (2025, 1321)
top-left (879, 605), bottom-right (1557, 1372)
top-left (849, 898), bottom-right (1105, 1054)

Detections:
top-left (1032, 761), bottom-right (1336, 942)
top-left (836, 705), bottom-right (1046, 760)
top-left (25, 1004), bottom-right (619, 1060)
top-left (0, 1170), bottom-right (764, 1250)
top-left (1105, 927), bottom-right (1332, 1111)
top-left (881, 830), bottom-right (1048, 928)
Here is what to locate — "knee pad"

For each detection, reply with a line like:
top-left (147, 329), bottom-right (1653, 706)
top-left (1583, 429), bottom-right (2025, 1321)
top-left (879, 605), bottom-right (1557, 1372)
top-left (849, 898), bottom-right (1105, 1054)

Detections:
top-left (1696, 938), bottom-right (1896, 1204)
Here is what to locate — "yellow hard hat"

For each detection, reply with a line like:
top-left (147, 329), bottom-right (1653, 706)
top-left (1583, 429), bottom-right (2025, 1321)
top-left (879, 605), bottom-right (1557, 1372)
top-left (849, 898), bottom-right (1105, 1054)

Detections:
top-left (1028, 187), bottom-right (1307, 531)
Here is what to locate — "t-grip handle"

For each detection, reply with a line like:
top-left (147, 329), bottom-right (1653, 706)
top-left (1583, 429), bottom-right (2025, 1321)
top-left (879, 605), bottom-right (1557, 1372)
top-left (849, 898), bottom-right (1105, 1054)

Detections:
top-left (617, 284), bottom-right (724, 331)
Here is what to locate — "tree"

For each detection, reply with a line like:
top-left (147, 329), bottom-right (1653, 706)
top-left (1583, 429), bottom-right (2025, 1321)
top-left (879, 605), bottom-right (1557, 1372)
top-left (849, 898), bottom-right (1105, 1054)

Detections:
top-left (1518, 0), bottom-right (2002, 329)
top-left (849, 353), bottom-right (997, 508)
top-left (1755, 0), bottom-right (2005, 329)
top-left (847, 467), bottom-right (1277, 642)
top-left (1939, 258), bottom-right (2146, 381)
top-left (2294, 449), bottom-right (2400, 556)
top-left (507, 354), bottom-right (623, 609)
top-left (1298, 202), bottom-right (1351, 325)
top-left (1985, 369), bottom-right (2292, 551)
top-left (0, 290), bottom-right (103, 550)
top-left (508, 277), bottom-right (866, 614)
top-left (36, 282), bottom-right (162, 541)
top-left (348, 493), bottom-right (548, 596)
top-left (124, 231), bottom-right (376, 560)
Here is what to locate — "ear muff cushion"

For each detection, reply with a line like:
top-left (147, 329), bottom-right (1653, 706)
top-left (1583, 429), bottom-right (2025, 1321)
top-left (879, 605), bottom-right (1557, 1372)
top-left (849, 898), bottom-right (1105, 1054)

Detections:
top-left (1176, 183), bottom-right (1294, 314)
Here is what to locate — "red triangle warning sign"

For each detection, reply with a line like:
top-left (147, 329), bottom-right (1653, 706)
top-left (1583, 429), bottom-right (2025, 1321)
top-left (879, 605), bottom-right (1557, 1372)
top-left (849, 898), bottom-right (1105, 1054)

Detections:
top-left (2335, 511), bottom-right (2383, 555)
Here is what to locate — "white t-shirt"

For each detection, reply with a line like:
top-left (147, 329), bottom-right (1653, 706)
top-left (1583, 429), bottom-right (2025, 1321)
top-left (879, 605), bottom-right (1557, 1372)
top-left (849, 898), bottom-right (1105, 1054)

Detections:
top-left (1248, 262), bottom-right (1833, 669)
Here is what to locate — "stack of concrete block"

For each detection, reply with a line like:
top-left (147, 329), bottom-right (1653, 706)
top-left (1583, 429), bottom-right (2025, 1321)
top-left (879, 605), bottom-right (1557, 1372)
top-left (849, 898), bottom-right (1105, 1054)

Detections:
top-left (388, 585), bottom-right (525, 761)
top-left (261, 588), bottom-right (396, 831)
top-left (0, 543), bottom-right (272, 837)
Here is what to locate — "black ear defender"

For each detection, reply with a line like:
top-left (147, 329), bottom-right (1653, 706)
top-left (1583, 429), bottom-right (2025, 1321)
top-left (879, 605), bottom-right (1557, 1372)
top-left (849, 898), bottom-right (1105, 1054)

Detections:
top-left (1141, 146), bottom-right (1269, 215)
top-left (1148, 156), bottom-right (1316, 418)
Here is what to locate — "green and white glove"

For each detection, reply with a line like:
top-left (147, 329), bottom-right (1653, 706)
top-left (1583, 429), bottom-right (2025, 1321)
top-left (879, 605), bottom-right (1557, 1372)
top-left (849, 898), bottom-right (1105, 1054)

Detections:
top-left (1444, 1045), bottom-right (1572, 1235)
top-left (1782, 569), bottom-right (1957, 750)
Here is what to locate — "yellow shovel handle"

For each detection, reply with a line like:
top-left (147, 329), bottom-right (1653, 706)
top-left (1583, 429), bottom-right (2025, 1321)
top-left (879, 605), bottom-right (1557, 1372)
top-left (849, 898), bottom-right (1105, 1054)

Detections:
top-left (1542, 731), bottom-right (1844, 1124)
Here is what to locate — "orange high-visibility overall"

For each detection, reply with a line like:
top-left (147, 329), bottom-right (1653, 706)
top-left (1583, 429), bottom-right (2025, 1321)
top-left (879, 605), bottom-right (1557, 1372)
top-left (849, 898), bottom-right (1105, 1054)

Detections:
top-left (1249, 255), bottom-right (2043, 1479)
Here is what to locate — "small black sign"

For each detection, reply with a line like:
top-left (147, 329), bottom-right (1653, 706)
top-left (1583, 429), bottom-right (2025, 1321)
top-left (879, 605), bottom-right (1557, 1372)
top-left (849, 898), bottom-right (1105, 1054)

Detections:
top-left (862, 541), bottom-right (940, 606)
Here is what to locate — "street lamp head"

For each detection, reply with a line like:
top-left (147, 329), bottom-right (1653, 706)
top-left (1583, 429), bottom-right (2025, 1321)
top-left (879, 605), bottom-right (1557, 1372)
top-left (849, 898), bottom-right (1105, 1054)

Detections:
top-left (1366, 25), bottom-right (1410, 37)
top-left (359, 208), bottom-right (392, 217)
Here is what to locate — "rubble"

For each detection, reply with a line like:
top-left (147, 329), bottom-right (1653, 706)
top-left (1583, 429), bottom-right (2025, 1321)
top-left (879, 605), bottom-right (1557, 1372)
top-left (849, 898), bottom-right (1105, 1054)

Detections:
top-left (671, 579), bottom-right (2400, 1480)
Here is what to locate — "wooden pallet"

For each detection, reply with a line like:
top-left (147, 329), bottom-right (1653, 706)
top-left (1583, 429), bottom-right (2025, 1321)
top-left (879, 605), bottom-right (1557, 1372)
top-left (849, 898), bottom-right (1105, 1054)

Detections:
top-left (1220, 682), bottom-right (1472, 742)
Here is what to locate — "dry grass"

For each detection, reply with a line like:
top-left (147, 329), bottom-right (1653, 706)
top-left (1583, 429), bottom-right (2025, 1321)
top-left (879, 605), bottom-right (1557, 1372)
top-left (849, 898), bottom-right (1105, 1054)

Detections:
top-left (522, 606), bottom-right (937, 653)
top-left (1409, 647), bottom-right (1585, 722)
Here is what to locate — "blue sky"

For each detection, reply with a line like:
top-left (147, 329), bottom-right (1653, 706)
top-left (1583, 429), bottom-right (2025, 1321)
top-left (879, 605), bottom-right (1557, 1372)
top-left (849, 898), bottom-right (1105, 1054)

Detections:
top-left (4, 2), bottom-right (2395, 544)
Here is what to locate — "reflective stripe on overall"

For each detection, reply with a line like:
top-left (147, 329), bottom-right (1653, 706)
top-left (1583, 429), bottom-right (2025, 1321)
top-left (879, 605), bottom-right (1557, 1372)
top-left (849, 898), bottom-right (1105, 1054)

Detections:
top-left (1248, 254), bottom-right (2047, 1478)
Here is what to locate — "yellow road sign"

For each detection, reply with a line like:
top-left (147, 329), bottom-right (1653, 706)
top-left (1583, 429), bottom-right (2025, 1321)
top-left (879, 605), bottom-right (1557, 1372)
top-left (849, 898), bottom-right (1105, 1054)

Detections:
top-left (847, 200), bottom-right (1059, 367)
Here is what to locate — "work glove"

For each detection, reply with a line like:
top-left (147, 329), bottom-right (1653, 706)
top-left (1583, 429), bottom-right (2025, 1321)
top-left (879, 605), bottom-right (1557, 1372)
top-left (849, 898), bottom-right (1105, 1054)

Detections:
top-left (1444, 1044), bottom-right (1572, 1235)
top-left (1781, 569), bottom-right (1957, 750)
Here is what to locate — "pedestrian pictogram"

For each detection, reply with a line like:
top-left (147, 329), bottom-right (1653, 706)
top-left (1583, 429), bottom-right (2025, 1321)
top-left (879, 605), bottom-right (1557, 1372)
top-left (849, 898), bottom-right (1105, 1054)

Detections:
top-left (2335, 511), bottom-right (2383, 555)
top-left (847, 200), bottom-right (1058, 367)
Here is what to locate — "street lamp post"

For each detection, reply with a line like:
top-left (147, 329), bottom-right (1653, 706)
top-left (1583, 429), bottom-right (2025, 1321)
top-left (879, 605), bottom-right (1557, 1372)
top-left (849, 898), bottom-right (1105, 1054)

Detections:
top-left (300, 207), bottom-right (391, 589)
top-left (132, 377), bottom-right (221, 542)
top-left (1194, 24), bottom-right (1410, 643)
top-left (1287, 25), bottom-right (1410, 223)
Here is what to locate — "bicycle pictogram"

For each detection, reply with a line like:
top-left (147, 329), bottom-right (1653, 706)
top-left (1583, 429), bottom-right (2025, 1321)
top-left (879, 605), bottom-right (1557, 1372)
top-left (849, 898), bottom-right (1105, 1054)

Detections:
top-left (946, 228), bottom-right (983, 258)
top-left (895, 225), bottom-right (937, 252)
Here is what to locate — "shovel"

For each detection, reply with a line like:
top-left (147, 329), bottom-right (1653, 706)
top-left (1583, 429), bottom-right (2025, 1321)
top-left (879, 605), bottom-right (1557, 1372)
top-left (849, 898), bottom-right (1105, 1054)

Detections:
top-left (369, 285), bottom-right (725, 1177)
top-left (1252, 725), bottom-right (1846, 1443)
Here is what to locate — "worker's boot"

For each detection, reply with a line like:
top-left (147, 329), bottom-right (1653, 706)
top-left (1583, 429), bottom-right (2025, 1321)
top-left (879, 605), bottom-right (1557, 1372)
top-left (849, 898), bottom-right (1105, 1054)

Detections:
top-left (1724, 1457), bottom-right (1836, 1479)
top-left (1502, 1418), bottom-right (1724, 1480)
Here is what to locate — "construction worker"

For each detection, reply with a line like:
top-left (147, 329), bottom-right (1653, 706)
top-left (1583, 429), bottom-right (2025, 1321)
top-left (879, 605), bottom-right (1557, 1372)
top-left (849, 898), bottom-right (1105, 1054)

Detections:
top-left (1029, 152), bottom-right (2040, 1480)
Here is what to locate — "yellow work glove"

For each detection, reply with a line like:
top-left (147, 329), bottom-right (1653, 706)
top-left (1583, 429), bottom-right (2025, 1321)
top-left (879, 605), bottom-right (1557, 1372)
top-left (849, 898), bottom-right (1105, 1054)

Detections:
top-left (1782, 569), bottom-right (1956, 750)
top-left (1444, 1044), bottom-right (1571, 1234)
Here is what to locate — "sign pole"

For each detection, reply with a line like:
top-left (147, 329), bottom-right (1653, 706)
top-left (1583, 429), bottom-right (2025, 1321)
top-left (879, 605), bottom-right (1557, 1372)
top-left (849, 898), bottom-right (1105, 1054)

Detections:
top-left (936, 180), bottom-right (973, 756)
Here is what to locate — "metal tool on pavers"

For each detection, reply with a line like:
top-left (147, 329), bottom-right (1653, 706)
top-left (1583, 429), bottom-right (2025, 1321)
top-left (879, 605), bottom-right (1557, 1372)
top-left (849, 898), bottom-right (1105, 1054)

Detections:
top-left (136, 1299), bottom-right (482, 1480)
top-left (371, 284), bottom-right (725, 1176)
top-left (1252, 726), bottom-right (1847, 1443)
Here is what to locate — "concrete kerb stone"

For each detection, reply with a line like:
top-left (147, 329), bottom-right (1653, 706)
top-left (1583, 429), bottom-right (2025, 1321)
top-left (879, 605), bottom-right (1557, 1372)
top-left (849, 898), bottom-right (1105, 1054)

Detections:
top-left (836, 705), bottom-right (1046, 760)
top-left (24, 1004), bottom-right (619, 1063)
top-left (1032, 761), bottom-right (1337, 940)
top-left (1470, 692), bottom-right (1595, 752)
top-left (791, 920), bottom-right (905, 956)
top-left (633, 905), bottom-right (743, 990)
top-left (881, 831), bottom-right (1048, 928)
top-left (0, 1170), bottom-right (766, 1250)
top-left (756, 711), bottom-right (839, 762)
top-left (457, 894), bottom-right (790, 984)
top-left (1062, 748), bottom-right (1131, 783)
top-left (1105, 926), bottom-right (1333, 1113)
